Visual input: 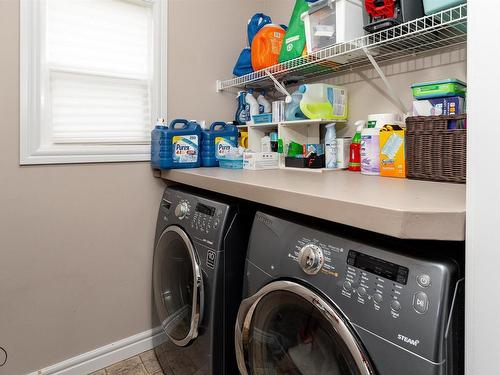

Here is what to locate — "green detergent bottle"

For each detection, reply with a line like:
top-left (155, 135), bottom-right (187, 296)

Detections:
top-left (279, 0), bottom-right (309, 63)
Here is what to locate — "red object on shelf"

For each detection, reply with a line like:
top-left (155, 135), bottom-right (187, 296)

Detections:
top-left (348, 143), bottom-right (361, 172)
top-left (364, 0), bottom-right (396, 20)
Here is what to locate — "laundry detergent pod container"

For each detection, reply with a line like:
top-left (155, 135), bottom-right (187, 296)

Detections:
top-left (299, 83), bottom-right (348, 121)
top-left (251, 24), bottom-right (286, 71)
top-left (151, 119), bottom-right (201, 169)
top-left (201, 122), bottom-right (239, 167)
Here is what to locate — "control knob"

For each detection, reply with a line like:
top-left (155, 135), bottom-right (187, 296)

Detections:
top-left (298, 244), bottom-right (324, 275)
top-left (175, 202), bottom-right (189, 220)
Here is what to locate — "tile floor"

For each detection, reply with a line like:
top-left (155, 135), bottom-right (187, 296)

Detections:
top-left (90, 350), bottom-right (164, 375)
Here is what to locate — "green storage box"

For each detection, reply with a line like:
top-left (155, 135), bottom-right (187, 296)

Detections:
top-left (411, 79), bottom-right (466, 99)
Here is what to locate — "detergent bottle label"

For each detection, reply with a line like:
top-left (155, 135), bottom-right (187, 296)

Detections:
top-left (215, 136), bottom-right (237, 159)
top-left (172, 135), bottom-right (198, 163)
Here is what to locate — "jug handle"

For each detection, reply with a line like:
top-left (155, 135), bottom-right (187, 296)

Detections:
top-left (210, 122), bottom-right (227, 131)
top-left (169, 119), bottom-right (190, 129)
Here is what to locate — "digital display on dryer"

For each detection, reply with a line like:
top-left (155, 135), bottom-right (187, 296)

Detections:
top-left (196, 203), bottom-right (215, 216)
top-left (347, 250), bottom-right (409, 285)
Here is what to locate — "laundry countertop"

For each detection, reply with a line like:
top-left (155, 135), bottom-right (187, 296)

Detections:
top-left (158, 168), bottom-right (466, 241)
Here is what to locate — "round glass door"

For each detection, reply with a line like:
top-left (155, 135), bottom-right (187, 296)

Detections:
top-left (153, 226), bottom-right (203, 347)
top-left (236, 281), bottom-right (374, 375)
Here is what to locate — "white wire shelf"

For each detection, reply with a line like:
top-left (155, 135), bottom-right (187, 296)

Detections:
top-left (217, 4), bottom-right (467, 91)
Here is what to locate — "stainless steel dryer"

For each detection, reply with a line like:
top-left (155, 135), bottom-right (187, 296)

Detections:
top-left (235, 211), bottom-right (464, 375)
top-left (153, 186), bottom-right (250, 374)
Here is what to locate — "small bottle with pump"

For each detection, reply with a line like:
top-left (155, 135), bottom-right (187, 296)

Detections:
top-left (349, 121), bottom-right (364, 172)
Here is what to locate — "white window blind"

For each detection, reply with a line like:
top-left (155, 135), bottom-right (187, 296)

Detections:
top-left (20, 0), bottom-right (166, 164)
top-left (47, 0), bottom-right (153, 144)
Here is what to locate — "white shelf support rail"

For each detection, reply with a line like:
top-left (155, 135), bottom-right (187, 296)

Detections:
top-left (363, 47), bottom-right (408, 116)
top-left (264, 69), bottom-right (292, 103)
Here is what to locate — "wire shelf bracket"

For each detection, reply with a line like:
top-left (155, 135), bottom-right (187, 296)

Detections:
top-left (363, 47), bottom-right (408, 115)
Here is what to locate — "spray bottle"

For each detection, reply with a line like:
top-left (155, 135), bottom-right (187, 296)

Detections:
top-left (245, 89), bottom-right (260, 124)
top-left (325, 123), bottom-right (337, 169)
top-left (235, 91), bottom-right (248, 125)
top-left (348, 121), bottom-right (365, 172)
top-left (257, 90), bottom-right (272, 114)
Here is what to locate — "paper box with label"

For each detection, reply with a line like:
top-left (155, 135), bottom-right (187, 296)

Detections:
top-left (379, 125), bottom-right (406, 178)
top-left (243, 151), bottom-right (279, 170)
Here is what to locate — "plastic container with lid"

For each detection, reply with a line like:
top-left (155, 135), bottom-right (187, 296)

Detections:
top-left (151, 119), bottom-right (201, 170)
top-left (299, 83), bottom-right (348, 121)
top-left (201, 122), bottom-right (238, 167)
top-left (411, 79), bottom-right (467, 99)
top-left (422, 0), bottom-right (466, 15)
top-left (251, 24), bottom-right (286, 71)
top-left (301, 0), bottom-right (364, 54)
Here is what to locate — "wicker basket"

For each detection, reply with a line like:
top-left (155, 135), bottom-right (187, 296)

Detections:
top-left (405, 115), bottom-right (467, 183)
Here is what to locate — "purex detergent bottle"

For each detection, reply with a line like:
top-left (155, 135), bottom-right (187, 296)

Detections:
top-left (201, 122), bottom-right (239, 167)
top-left (151, 118), bottom-right (201, 169)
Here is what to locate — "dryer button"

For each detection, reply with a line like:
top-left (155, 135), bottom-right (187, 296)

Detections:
top-left (417, 274), bottom-right (431, 288)
top-left (413, 292), bottom-right (429, 314)
top-left (391, 300), bottom-right (402, 312)
top-left (343, 281), bottom-right (352, 292)
top-left (357, 287), bottom-right (367, 296)
top-left (373, 293), bottom-right (383, 304)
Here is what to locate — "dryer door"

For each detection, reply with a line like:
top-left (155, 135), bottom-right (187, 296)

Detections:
top-left (153, 225), bottom-right (203, 347)
top-left (235, 280), bottom-right (374, 375)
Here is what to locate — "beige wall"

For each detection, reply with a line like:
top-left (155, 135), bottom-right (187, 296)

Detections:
top-left (0, 1), bottom-right (258, 374)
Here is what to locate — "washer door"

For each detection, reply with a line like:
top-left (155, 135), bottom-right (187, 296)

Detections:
top-left (235, 281), bottom-right (374, 375)
top-left (153, 225), bottom-right (203, 347)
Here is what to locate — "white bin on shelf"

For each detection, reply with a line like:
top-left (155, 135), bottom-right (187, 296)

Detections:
top-left (302, 0), bottom-right (365, 54)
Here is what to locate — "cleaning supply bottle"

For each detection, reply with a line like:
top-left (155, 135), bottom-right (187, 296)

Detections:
top-left (201, 122), bottom-right (238, 167)
top-left (299, 83), bottom-right (348, 121)
top-left (360, 122), bottom-right (381, 176)
top-left (348, 122), bottom-right (364, 172)
top-left (151, 117), bottom-right (168, 169)
top-left (246, 89), bottom-right (260, 124)
top-left (235, 91), bottom-right (248, 125)
top-left (325, 123), bottom-right (337, 169)
top-left (152, 119), bottom-right (201, 170)
top-left (285, 90), bottom-right (307, 121)
top-left (257, 91), bottom-right (272, 114)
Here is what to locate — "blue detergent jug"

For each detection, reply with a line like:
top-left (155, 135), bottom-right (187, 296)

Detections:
top-left (151, 119), bottom-right (201, 169)
top-left (201, 122), bottom-right (239, 167)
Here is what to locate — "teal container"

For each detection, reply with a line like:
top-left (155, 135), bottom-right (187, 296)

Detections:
top-left (201, 122), bottom-right (238, 167)
top-left (411, 79), bottom-right (466, 99)
top-left (151, 119), bottom-right (201, 169)
top-left (423, 0), bottom-right (466, 15)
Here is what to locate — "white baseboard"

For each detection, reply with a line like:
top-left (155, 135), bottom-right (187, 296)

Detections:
top-left (27, 327), bottom-right (167, 375)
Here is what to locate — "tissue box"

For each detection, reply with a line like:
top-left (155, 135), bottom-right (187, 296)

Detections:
top-left (243, 151), bottom-right (279, 170)
top-left (379, 125), bottom-right (406, 178)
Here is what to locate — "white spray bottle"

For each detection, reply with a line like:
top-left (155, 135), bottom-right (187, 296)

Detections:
top-left (257, 90), bottom-right (272, 114)
top-left (245, 89), bottom-right (260, 124)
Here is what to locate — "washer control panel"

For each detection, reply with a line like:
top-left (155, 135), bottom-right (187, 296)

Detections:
top-left (159, 188), bottom-right (229, 247)
top-left (190, 202), bottom-right (222, 236)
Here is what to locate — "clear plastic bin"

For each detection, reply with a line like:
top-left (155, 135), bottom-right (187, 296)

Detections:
top-left (423, 0), bottom-right (466, 15)
top-left (302, 0), bottom-right (364, 54)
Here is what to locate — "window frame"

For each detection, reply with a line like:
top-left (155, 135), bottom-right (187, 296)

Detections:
top-left (20, 0), bottom-right (167, 165)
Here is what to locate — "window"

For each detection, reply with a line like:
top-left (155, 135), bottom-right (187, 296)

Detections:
top-left (20, 0), bottom-right (166, 164)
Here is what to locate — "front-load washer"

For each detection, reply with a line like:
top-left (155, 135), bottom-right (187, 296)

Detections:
top-left (235, 211), bottom-right (464, 375)
top-left (153, 186), bottom-right (251, 375)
